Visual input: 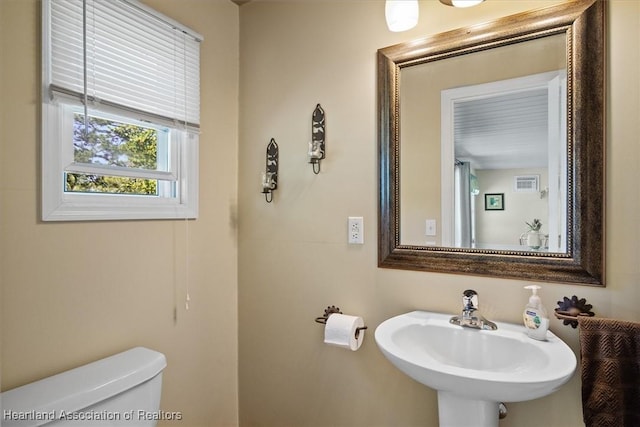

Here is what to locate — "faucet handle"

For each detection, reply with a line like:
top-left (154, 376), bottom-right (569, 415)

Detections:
top-left (462, 289), bottom-right (478, 310)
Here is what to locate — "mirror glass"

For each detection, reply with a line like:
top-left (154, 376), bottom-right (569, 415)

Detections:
top-left (378, 0), bottom-right (605, 285)
top-left (399, 34), bottom-right (567, 253)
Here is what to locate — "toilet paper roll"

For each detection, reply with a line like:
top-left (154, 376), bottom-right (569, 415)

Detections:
top-left (324, 313), bottom-right (365, 351)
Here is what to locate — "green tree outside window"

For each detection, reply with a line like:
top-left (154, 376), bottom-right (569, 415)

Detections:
top-left (66, 115), bottom-right (160, 195)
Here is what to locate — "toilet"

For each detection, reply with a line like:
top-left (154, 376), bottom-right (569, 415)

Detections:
top-left (1, 347), bottom-right (167, 426)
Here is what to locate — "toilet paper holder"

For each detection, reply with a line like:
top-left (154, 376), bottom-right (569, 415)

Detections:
top-left (315, 305), bottom-right (368, 339)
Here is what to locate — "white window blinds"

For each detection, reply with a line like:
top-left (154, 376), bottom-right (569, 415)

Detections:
top-left (46, 0), bottom-right (202, 127)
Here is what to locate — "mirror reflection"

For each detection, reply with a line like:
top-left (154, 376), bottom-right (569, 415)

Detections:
top-left (378, 0), bottom-right (605, 285)
top-left (399, 34), bottom-right (567, 252)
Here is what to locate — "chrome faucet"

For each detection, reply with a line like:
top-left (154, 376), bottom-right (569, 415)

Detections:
top-left (450, 289), bottom-right (498, 330)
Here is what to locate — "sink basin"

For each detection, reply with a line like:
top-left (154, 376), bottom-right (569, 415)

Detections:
top-left (375, 311), bottom-right (576, 427)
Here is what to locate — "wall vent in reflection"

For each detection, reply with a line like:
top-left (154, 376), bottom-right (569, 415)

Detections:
top-left (514, 175), bottom-right (539, 192)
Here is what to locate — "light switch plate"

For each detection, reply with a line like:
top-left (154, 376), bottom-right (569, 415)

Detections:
top-left (426, 219), bottom-right (437, 236)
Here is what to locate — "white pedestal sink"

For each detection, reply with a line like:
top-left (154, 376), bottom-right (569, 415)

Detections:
top-left (375, 311), bottom-right (576, 427)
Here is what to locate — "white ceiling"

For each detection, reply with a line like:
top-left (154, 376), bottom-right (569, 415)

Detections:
top-left (454, 88), bottom-right (549, 170)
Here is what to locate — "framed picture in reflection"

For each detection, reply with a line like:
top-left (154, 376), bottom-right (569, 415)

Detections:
top-left (484, 193), bottom-right (504, 211)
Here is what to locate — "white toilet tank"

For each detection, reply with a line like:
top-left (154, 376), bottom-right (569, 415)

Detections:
top-left (1, 347), bottom-right (167, 427)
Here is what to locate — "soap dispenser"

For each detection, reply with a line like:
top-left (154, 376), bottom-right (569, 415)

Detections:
top-left (523, 285), bottom-right (549, 340)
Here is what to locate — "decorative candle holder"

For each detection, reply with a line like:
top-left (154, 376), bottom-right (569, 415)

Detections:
top-left (308, 104), bottom-right (325, 174)
top-left (261, 138), bottom-right (279, 203)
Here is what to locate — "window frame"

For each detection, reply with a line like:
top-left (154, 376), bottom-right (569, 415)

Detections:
top-left (63, 104), bottom-right (177, 183)
top-left (42, 101), bottom-right (199, 221)
top-left (41, 0), bottom-right (200, 221)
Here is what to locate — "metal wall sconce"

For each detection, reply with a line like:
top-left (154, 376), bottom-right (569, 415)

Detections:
top-left (261, 138), bottom-right (278, 203)
top-left (307, 104), bottom-right (325, 174)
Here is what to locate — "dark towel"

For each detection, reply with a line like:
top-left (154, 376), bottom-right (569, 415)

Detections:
top-left (578, 316), bottom-right (640, 427)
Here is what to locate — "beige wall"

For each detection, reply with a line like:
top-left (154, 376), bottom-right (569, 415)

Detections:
top-left (239, 2), bottom-right (639, 427)
top-left (475, 167), bottom-right (548, 247)
top-left (0, 1), bottom-right (239, 426)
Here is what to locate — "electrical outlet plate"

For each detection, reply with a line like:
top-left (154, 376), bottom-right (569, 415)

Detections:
top-left (348, 217), bottom-right (364, 244)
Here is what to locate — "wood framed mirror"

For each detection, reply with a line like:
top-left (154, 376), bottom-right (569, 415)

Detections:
top-left (378, 0), bottom-right (605, 285)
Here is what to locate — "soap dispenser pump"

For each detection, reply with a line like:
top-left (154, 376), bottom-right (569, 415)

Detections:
top-left (523, 285), bottom-right (549, 340)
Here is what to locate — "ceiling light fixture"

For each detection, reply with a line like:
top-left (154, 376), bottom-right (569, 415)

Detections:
top-left (385, 0), bottom-right (419, 32)
top-left (440, 0), bottom-right (485, 8)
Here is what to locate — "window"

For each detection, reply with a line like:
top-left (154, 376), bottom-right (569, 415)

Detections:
top-left (42, 0), bottom-right (202, 221)
top-left (66, 110), bottom-right (171, 196)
